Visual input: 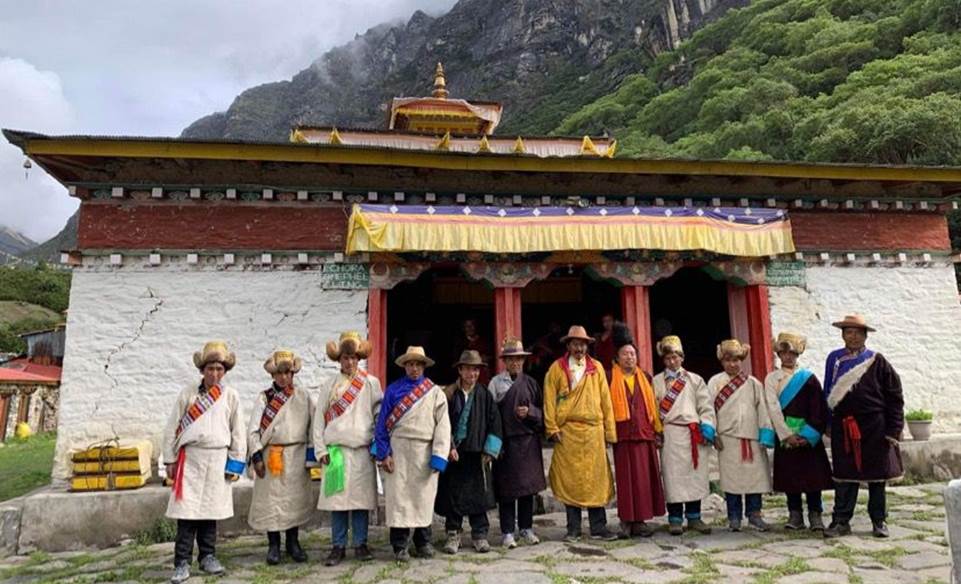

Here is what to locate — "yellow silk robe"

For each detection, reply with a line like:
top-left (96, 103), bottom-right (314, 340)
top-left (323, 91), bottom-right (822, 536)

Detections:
top-left (544, 356), bottom-right (616, 508)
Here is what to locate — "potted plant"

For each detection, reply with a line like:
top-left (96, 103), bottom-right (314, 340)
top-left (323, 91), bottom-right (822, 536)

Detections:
top-left (905, 409), bottom-right (934, 441)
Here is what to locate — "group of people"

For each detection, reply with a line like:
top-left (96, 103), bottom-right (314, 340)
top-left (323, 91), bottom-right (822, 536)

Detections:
top-left (161, 313), bottom-right (904, 583)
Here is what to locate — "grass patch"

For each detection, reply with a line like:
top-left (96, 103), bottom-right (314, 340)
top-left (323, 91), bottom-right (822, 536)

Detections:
top-left (0, 432), bottom-right (55, 501)
top-left (134, 517), bottom-right (178, 545)
top-left (681, 552), bottom-right (720, 583)
top-left (752, 557), bottom-right (811, 584)
top-left (911, 510), bottom-right (936, 521)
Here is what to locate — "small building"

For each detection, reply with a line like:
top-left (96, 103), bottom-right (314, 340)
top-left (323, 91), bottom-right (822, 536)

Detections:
top-left (0, 359), bottom-right (61, 440)
top-left (5, 63), bottom-right (961, 480)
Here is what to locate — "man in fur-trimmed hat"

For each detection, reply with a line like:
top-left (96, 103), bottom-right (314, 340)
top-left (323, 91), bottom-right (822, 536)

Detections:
top-left (651, 335), bottom-right (715, 536)
top-left (163, 341), bottom-right (246, 584)
top-left (314, 332), bottom-right (383, 566)
top-left (374, 346), bottom-right (451, 562)
top-left (708, 339), bottom-right (775, 532)
top-left (247, 349), bottom-right (314, 566)
top-left (823, 314), bottom-right (904, 539)
top-left (763, 332), bottom-right (833, 532)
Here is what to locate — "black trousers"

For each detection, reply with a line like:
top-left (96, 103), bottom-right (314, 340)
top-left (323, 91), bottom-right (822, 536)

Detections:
top-left (787, 491), bottom-right (823, 513)
top-left (565, 505), bottom-right (607, 535)
top-left (833, 481), bottom-right (886, 523)
top-left (498, 495), bottom-right (534, 535)
top-left (445, 512), bottom-right (490, 538)
top-left (174, 519), bottom-right (217, 565)
top-left (389, 526), bottom-right (431, 551)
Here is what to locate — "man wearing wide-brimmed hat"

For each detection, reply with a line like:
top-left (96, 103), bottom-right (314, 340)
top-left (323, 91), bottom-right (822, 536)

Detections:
top-left (436, 350), bottom-right (503, 555)
top-left (763, 332), bottom-right (833, 532)
top-left (162, 341), bottom-right (246, 584)
top-left (822, 314), bottom-right (904, 539)
top-left (708, 339), bottom-right (774, 532)
top-left (651, 335), bottom-right (715, 536)
top-left (247, 349), bottom-right (314, 566)
top-left (488, 338), bottom-right (546, 549)
top-left (544, 325), bottom-right (618, 542)
top-left (373, 346), bottom-right (451, 562)
top-left (314, 332), bottom-right (383, 566)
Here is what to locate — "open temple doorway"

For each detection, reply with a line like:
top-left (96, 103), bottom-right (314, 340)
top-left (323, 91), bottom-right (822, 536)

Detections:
top-left (521, 267), bottom-right (621, 382)
top-left (386, 267), bottom-right (494, 386)
top-left (649, 267), bottom-right (731, 379)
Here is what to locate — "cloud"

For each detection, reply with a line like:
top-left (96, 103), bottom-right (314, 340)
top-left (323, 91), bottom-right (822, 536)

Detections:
top-left (0, 0), bottom-right (458, 241)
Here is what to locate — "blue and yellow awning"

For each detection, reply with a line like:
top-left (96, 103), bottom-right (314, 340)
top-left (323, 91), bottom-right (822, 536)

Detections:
top-left (346, 204), bottom-right (795, 257)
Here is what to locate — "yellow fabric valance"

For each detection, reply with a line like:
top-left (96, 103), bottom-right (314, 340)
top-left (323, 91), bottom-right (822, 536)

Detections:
top-left (346, 204), bottom-right (795, 257)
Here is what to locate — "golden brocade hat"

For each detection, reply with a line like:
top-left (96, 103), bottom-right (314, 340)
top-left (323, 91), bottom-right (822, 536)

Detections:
top-left (773, 332), bottom-right (807, 355)
top-left (717, 339), bottom-right (750, 361)
top-left (656, 335), bottom-right (684, 357)
top-left (193, 341), bottom-right (236, 371)
top-left (832, 313), bottom-right (876, 332)
top-left (326, 331), bottom-right (372, 361)
top-left (395, 346), bottom-right (435, 367)
top-left (264, 349), bottom-right (302, 374)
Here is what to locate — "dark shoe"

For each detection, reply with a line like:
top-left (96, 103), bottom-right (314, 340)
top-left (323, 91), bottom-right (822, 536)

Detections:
top-left (748, 513), bottom-right (770, 532)
top-left (823, 521), bottom-right (851, 539)
top-left (668, 523), bottom-right (684, 536)
top-left (633, 522), bottom-right (655, 538)
top-left (412, 544), bottom-right (435, 559)
top-left (286, 528), bottom-right (307, 563)
top-left (354, 544), bottom-right (374, 561)
top-left (266, 532), bottom-right (281, 565)
top-left (687, 519), bottom-right (712, 534)
top-left (808, 511), bottom-right (825, 531)
top-left (785, 510), bottom-right (805, 530)
top-left (729, 518), bottom-right (742, 532)
top-left (563, 531), bottom-right (581, 543)
top-left (589, 528), bottom-right (618, 541)
top-left (617, 522), bottom-right (632, 539)
top-left (324, 546), bottom-right (346, 567)
top-left (394, 547), bottom-right (410, 562)
top-left (872, 520), bottom-right (890, 538)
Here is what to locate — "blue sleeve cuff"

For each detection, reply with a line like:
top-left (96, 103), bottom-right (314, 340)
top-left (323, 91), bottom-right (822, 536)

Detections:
top-left (483, 435), bottom-right (503, 458)
top-left (225, 458), bottom-right (246, 475)
top-left (759, 428), bottom-right (776, 448)
top-left (369, 442), bottom-right (378, 458)
top-left (306, 447), bottom-right (317, 463)
top-left (798, 424), bottom-right (822, 446)
top-left (430, 455), bottom-right (448, 472)
top-left (700, 423), bottom-right (716, 443)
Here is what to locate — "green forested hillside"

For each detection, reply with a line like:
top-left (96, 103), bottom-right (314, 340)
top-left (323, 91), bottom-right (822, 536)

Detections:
top-left (557, 0), bottom-right (961, 165)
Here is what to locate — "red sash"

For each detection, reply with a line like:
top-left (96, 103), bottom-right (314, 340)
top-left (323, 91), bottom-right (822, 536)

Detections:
top-left (713, 373), bottom-right (747, 412)
top-left (173, 384), bottom-right (223, 500)
top-left (687, 423), bottom-right (704, 469)
top-left (659, 376), bottom-right (686, 418)
top-left (325, 369), bottom-right (368, 423)
top-left (385, 378), bottom-right (435, 433)
top-left (260, 385), bottom-right (295, 432)
top-left (842, 416), bottom-right (862, 472)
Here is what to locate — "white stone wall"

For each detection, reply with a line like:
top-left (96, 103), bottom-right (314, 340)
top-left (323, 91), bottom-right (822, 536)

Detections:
top-left (54, 270), bottom-right (369, 480)
top-left (769, 265), bottom-right (961, 432)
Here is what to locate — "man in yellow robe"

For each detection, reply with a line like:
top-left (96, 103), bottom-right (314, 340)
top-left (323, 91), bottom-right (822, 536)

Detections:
top-left (544, 325), bottom-right (618, 542)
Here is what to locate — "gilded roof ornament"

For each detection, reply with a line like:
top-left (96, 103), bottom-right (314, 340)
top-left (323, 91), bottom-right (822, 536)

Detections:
top-left (432, 62), bottom-right (449, 99)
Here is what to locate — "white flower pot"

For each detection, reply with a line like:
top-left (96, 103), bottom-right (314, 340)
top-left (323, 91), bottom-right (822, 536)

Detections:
top-left (907, 420), bottom-right (933, 441)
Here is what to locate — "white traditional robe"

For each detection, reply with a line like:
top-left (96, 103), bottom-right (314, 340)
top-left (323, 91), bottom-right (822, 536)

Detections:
top-left (246, 385), bottom-right (315, 531)
top-left (764, 368), bottom-right (797, 442)
top-left (163, 383), bottom-right (246, 520)
top-left (652, 369), bottom-right (714, 504)
top-left (382, 386), bottom-right (451, 528)
top-left (313, 371), bottom-right (383, 511)
top-left (707, 371), bottom-right (774, 494)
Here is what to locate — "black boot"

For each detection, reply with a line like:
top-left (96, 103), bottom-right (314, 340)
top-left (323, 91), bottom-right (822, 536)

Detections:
top-left (285, 527), bottom-right (308, 563)
top-left (266, 531), bottom-right (281, 565)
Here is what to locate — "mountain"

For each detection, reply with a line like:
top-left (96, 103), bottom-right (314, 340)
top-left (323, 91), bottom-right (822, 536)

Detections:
top-left (182, 0), bottom-right (746, 141)
top-left (0, 226), bottom-right (36, 264)
top-left (20, 211), bottom-right (78, 264)
top-left (556, 0), bottom-right (961, 165)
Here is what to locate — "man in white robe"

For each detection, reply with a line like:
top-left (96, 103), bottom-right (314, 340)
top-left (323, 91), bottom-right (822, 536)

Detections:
top-left (314, 332), bottom-right (383, 566)
top-left (162, 341), bottom-right (246, 584)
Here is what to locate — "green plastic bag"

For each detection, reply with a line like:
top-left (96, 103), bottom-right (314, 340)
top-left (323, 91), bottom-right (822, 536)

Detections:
top-left (324, 445), bottom-right (346, 497)
top-left (785, 416), bottom-right (806, 434)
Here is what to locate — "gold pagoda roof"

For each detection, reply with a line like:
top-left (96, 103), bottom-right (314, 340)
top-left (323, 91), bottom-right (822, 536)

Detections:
top-left (387, 63), bottom-right (502, 136)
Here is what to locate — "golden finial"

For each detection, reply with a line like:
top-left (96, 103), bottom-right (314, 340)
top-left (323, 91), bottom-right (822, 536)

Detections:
top-left (477, 135), bottom-right (492, 153)
top-left (512, 136), bottom-right (526, 154)
top-left (329, 127), bottom-right (343, 145)
top-left (432, 62), bottom-right (449, 99)
top-left (580, 135), bottom-right (599, 156)
top-left (290, 129), bottom-right (308, 143)
top-left (605, 139), bottom-right (618, 158)
top-left (436, 131), bottom-right (452, 151)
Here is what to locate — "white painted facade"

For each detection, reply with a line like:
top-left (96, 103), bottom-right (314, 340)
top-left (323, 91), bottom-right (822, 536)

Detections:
top-left (53, 270), bottom-right (369, 481)
top-left (769, 264), bottom-right (961, 432)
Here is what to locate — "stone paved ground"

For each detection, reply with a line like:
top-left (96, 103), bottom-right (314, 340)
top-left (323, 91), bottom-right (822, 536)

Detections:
top-left (0, 483), bottom-right (952, 583)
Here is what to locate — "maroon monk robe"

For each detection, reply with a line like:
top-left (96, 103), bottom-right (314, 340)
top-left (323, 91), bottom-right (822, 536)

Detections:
top-left (612, 371), bottom-right (666, 523)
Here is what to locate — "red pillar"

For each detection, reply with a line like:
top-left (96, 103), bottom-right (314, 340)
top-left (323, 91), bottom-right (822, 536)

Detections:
top-left (745, 284), bottom-right (774, 378)
top-left (620, 285), bottom-right (653, 374)
top-left (367, 288), bottom-right (388, 383)
top-left (493, 288), bottom-right (523, 372)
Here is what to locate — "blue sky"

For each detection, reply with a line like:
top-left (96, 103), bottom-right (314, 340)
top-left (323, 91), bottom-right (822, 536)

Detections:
top-left (0, 0), bottom-right (456, 241)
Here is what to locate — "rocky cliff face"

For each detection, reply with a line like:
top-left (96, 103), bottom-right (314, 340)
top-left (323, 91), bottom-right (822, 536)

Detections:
top-left (182, 0), bottom-right (745, 141)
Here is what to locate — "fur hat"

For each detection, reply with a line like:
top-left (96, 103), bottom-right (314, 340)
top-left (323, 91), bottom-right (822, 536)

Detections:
top-left (560, 325), bottom-right (594, 344)
top-left (656, 335), bottom-right (684, 357)
top-left (832, 313), bottom-right (876, 332)
top-left (193, 341), bottom-right (236, 372)
top-left (717, 339), bottom-right (750, 361)
top-left (773, 332), bottom-right (806, 355)
top-left (395, 346), bottom-right (435, 367)
top-left (264, 349), bottom-right (302, 374)
top-left (326, 331), bottom-right (372, 361)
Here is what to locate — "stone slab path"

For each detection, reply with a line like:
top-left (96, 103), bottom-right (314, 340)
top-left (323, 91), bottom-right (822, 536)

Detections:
top-left (0, 483), bottom-right (952, 583)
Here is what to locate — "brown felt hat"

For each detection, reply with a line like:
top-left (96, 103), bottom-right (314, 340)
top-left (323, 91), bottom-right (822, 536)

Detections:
top-left (395, 346), bottom-right (435, 367)
top-left (499, 338), bottom-right (532, 358)
top-left (832, 314), bottom-right (876, 332)
top-left (560, 325), bottom-right (594, 344)
top-left (453, 350), bottom-right (487, 368)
